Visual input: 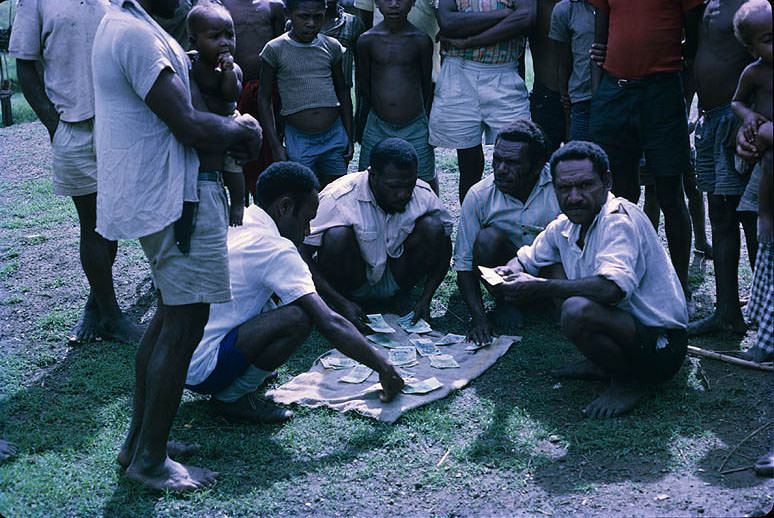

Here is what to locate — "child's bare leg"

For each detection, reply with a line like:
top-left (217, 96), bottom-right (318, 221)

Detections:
top-left (223, 172), bottom-right (245, 226)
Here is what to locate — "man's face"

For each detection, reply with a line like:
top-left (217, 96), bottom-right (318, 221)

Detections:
top-left (278, 190), bottom-right (320, 245)
top-left (492, 139), bottom-right (540, 198)
top-left (369, 163), bottom-right (417, 214)
top-left (376, 0), bottom-right (414, 21)
top-left (149, 0), bottom-right (180, 19)
top-left (553, 158), bottom-right (610, 226)
top-left (287, 2), bottom-right (326, 43)
top-left (191, 12), bottom-right (236, 65)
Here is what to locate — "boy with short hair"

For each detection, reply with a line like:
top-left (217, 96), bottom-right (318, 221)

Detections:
top-left (258, 0), bottom-right (354, 187)
top-left (356, 0), bottom-right (436, 192)
top-left (187, 2), bottom-right (246, 226)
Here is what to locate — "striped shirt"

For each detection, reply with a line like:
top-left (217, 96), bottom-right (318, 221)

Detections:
top-left (453, 165), bottom-right (560, 271)
top-left (260, 33), bottom-right (343, 116)
top-left (442, 0), bottom-right (524, 64)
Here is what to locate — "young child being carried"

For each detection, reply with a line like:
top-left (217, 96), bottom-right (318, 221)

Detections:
top-left (258, 0), bottom-right (353, 188)
top-left (356, 0), bottom-right (437, 193)
top-left (187, 2), bottom-right (246, 226)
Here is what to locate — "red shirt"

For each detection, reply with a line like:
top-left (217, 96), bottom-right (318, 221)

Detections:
top-left (590, 0), bottom-right (703, 79)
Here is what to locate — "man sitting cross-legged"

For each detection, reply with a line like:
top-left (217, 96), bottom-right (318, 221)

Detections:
top-left (496, 141), bottom-right (688, 418)
top-left (185, 162), bottom-right (404, 422)
top-left (454, 119), bottom-right (560, 345)
top-left (302, 138), bottom-right (453, 333)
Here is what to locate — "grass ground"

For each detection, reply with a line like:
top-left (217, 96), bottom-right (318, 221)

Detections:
top-left (0, 121), bottom-right (772, 517)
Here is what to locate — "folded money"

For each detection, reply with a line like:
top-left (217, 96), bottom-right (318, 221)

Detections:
top-left (478, 265), bottom-right (504, 286)
top-left (367, 332), bottom-right (404, 348)
top-left (320, 356), bottom-right (357, 369)
top-left (402, 376), bottom-right (443, 394)
top-left (435, 333), bottom-right (467, 345)
top-left (340, 364), bottom-right (373, 383)
top-left (366, 313), bottom-right (396, 334)
top-left (397, 312), bottom-right (433, 334)
top-left (388, 346), bottom-right (417, 365)
top-left (410, 337), bottom-right (441, 357)
top-left (429, 353), bottom-right (460, 369)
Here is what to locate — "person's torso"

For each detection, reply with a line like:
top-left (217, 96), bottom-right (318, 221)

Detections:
top-left (443, 0), bottom-right (525, 64)
top-left (224, 0), bottom-right (282, 81)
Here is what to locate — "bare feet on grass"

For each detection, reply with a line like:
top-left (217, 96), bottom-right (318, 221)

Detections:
top-left (125, 457), bottom-right (218, 492)
top-left (100, 315), bottom-right (145, 343)
top-left (0, 440), bottom-right (17, 463)
top-left (551, 359), bottom-right (609, 380)
top-left (583, 380), bottom-right (645, 419)
top-left (688, 313), bottom-right (747, 336)
top-left (117, 440), bottom-right (201, 469)
top-left (70, 302), bottom-right (102, 344)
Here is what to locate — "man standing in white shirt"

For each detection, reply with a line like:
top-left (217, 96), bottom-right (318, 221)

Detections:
top-left (454, 120), bottom-right (560, 345)
top-left (93, 0), bottom-right (263, 492)
top-left (185, 162), bottom-right (404, 423)
top-left (496, 141), bottom-right (688, 418)
top-left (302, 138), bottom-right (453, 334)
top-left (9, 0), bottom-right (143, 344)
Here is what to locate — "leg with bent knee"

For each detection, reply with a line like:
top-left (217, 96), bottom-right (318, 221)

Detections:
top-left (391, 213), bottom-right (449, 290)
top-left (315, 226), bottom-right (367, 294)
top-left (472, 226), bottom-right (521, 327)
top-left (457, 145), bottom-right (485, 203)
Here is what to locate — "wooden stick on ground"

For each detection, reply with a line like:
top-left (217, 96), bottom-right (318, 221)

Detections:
top-left (687, 346), bottom-right (774, 372)
top-left (719, 465), bottom-right (754, 475)
top-left (717, 421), bottom-right (772, 472)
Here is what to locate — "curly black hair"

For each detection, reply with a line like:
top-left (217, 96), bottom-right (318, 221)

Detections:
top-left (548, 140), bottom-right (610, 181)
top-left (256, 161), bottom-right (320, 209)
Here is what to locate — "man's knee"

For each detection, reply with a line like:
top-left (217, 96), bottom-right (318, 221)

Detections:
top-left (560, 296), bottom-right (594, 340)
top-left (320, 226), bottom-right (358, 256)
top-left (654, 177), bottom-right (687, 213)
top-left (414, 213), bottom-right (445, 243)
top-left (473, 226), bottom-right (511, 267)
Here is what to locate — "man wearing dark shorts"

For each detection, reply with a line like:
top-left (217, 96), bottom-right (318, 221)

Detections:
top-left (495, 142), bottom-right (688, 418)
top-left (589, 0), bottom-right (704, 296)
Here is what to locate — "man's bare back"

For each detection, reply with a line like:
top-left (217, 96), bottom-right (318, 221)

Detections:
top-left (528, 0), bottom-right (562, 92)
top-left (694, 0), bottom-right (752, 110)
top-left (358, 24), bottom-right (432, 125)
top-left (222, 0), bottom-right (285, 81)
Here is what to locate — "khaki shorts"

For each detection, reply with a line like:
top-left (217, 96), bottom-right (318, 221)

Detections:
top-left (139, 178), bottom-right (231, 306)
top-left (51, 119), bottom-right (98, 197)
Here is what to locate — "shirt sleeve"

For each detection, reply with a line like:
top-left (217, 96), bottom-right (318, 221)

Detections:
top-left (113, 22), bottom-right (178, 101)
top-left (327, 37), bottom-right (345, 64)
top-left (8, 0), bottom-right (42, 60)
top-left (264, 246), bottom-right (317, 305)
top-left (587, 0), bottom-right (608, 14)
top-left (259, 40), bottom-right (279, 69)
top-left (303, 191), bottom-right (348, 247)
top-left (548, 1), bottom-right (571, 43)
top-left (592, 212), bottom-right (642, 302)
top-left (516, 220), bottom-right (563, 275)
top-left (452, 189), bottom-right (484, 271)
top-left (353, 0), bottom-right (375, 12)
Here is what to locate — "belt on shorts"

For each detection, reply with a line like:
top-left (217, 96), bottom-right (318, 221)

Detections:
top-left (607, 71), bottom-right (679, 88)
top-left (198, 171), bottom-right (222, 182)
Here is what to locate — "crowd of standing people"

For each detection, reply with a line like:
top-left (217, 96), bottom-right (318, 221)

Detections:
top-left (1, 0), bottom-right (772, 492)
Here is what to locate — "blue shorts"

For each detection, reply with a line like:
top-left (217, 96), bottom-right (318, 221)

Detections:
top-left (185, 328), bottom-right (249, 395)
top-left (285, 118), bottom-right (349, 179)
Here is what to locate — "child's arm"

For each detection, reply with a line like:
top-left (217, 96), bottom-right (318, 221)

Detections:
top-left (333, 55), bottom-right (354, 162)
top-left (219, 56), bottom-right (242, 103)
top-left (419, 34), bottom-right (433, 115)
top-left (223, 171), bottom-right (246, 226)
top-left (556, 40), bottom-right (572, 134)
top-left (732, 65), bottom-right (769, 143)
top-left (257, 60), bottom-right (287, 161)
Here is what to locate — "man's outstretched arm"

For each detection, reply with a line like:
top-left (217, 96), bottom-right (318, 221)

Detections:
top-left (499, 273), bottom-right (624, 305)
top-left (295, 293), bottom-right (405, 401)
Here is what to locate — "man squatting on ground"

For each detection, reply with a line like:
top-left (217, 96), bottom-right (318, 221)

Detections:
top-left (92, 0), bottom-right (262, 492)
top-left (454, 120), bottom-right (560, 345)
top-left (185, 162), bottom-right (404, 423)
top-left (495, 142), bottom-right (688, 418)
top-left (9, 0), bottom-right (144, 344)
top-left (302, 138), bottom-right (453, 335)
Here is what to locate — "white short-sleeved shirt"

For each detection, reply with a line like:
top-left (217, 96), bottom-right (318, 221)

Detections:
top-left (304, 171), bottom-right (454, 285)
top-left (92, 0), bottom-right (199, 240)
top-left (186, 205), bottom-right (317, 385)
top-left (8, 0), bottom-right (109, 122)
top-left (516, 193), bottom-right (688, 329)
top-left (453, 164), bottom-right (561, 271)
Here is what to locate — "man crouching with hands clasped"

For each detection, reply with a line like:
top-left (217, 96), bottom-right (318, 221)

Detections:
top-left (494, 141), bottom-right (688, 418)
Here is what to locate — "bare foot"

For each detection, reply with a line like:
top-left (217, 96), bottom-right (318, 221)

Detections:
top-left (70, 304), bottom-right (102, 344)
top-left (551, 359), bottom-right (609, 380)
top-left (117, 440), bottom-right (202, 469)
top-left (755, 450), bottom-right (774, 477)
top-left (695, 241), bottom-right (713, 259)
top-left (100, 315), bottom-right (145, 343)
top-left (688, 313), bottom-right (747, 336)
top-left (125, 457), bottom-right (218, 492)
top-left (583, 380), bottom-right (645, 419)
top-left (0, 439), bottom-right (17, 463)
top-left (491, 303), bottom-right (524, 328)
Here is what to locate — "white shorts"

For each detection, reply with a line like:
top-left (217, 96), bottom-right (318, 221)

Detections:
top-left (428, 57), bottom-right (530, 149)
top-left (51, 119), bottom-right (98, 197)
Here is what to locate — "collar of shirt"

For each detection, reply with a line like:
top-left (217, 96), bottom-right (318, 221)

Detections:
top-left (245, 205), bottom-right (281, 237)
top-left (354, 170), bottom-right (386, 211)
top-left (560, 191), bottom-right (616, 248)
